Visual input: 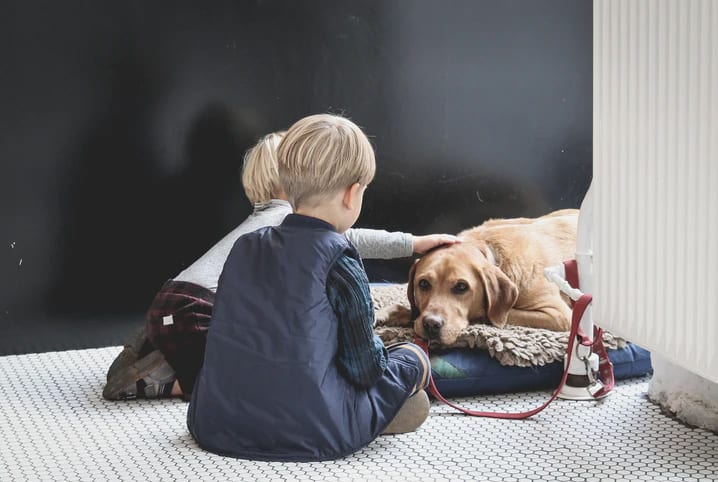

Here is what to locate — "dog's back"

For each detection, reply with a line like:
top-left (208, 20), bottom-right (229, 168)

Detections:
top-left (460, 209), bottom-right (578, 301)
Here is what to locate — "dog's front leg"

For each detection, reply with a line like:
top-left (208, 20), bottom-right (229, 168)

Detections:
top-left (375, 304), bottom-right (413, 328)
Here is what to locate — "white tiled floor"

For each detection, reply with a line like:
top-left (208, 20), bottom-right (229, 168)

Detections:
top-left (0, 347), bottom-right (716, 482)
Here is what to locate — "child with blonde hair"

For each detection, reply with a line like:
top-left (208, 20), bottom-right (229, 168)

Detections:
top-left (188, 114), bottom-right (444, 461)
top-left (104, 125), bottom-right (456, 401)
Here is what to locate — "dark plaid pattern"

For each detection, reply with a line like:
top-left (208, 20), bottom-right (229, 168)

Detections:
top-left (327, 254), bottom-right (388, 389)
top-left (145, 280), bottom-right (215, 396)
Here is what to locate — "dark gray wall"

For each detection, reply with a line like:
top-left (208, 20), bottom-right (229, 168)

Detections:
top-left (0, 0), bottom-right (591, 347)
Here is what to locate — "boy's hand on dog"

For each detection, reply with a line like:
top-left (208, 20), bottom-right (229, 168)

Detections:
top-left (412, 234), bottom-right (460, 254)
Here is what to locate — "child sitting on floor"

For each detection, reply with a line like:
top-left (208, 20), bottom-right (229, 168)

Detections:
top-left (104, 129), bottom-right (456, 401)
top-left (187, 113), bottom-right (437, 461)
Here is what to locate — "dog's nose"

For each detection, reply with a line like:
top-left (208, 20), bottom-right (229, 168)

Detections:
top-left (422, 314), bottom-right (445, 339)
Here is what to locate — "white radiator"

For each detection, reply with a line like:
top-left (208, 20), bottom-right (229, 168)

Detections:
top-left (593, 0), bottom-right (718, 384)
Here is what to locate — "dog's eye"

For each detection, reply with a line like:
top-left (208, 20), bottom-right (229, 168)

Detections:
top-left (453, 282), bottom-right (469, 294)
top-left (418, 279), bottom-right (431, 291)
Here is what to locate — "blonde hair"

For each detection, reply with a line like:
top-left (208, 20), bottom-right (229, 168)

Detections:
top-left (277, 114), bottom-right (376, 209)
top-left (241, 131), bottom-right (285, 204)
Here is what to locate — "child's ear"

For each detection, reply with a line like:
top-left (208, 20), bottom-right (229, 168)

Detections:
top-left (343, 183), bottom-right (362, 210)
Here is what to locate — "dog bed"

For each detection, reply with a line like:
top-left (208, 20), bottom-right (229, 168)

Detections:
top-left (370, 283), bottom-right (653, 397)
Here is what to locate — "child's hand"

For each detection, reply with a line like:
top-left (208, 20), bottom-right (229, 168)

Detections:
top-left (412, 234), bottom-right (460, 254)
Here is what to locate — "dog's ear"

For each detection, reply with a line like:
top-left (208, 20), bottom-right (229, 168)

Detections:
top-left (407, 259), bottom-right (420, 321)
top-left (476, 242), bottom-right (497, 266)
top-left (478, 266), bottom-right (518, 328)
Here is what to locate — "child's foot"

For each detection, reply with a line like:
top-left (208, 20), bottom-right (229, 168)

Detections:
top-left (103, 350), bottom-right (176, 400)
top-left (382, 390), bottom-right (430, 434)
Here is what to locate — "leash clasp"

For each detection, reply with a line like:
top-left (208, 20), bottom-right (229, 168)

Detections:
top-left (579, 349), bottom-right (605, 396)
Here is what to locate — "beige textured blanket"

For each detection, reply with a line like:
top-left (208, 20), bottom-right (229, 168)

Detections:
top-left (370, 283), bottom-right (625, 368)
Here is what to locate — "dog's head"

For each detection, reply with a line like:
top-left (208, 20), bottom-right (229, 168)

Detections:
top-left (407, 242), bottom-right (519, 345)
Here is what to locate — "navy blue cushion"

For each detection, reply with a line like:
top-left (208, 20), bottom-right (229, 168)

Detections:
top-left (430, 343), bottom-right (652, 397)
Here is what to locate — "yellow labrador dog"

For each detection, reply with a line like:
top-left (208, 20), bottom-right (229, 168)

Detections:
top-left (407, 209), bottom-right (578, 345)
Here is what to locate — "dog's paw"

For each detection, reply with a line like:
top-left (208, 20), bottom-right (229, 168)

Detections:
top-left (375, 304), bottom-right (413, 328)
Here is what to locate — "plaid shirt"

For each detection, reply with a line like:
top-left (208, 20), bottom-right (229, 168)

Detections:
top-left (327, 254), bottom-right (388, 388)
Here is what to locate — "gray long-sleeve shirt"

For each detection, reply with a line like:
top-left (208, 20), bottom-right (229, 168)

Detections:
top-left (175, 199), bottom-right (413, 291)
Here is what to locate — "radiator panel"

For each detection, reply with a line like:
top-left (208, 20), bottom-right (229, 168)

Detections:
top-left (593, 0), bottom-right (718, 383)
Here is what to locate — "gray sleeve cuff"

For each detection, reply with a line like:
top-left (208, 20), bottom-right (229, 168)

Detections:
top-left (346, 228), bottom-right (414, 259)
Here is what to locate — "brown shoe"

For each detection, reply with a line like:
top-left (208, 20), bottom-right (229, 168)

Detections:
top-left (106, 326), bottom-right (148, 381)
top-left (103, 349), bottom-right (174, 400)
top-left (382, 390), bottom-right (430, 434)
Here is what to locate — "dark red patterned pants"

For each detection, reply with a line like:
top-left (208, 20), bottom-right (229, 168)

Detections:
top-left (146, 280), bottom-right (215, 396)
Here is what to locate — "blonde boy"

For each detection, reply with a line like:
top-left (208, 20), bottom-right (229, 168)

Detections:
top-left (187, 114), bottom-right (436, 461)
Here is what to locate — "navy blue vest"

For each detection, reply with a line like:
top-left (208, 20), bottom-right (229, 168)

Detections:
top-left (187, 214), bottom-right (375, 461)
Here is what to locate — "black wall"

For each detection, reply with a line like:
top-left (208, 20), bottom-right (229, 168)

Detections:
top-left (0, 0), bottom-right (592, 351)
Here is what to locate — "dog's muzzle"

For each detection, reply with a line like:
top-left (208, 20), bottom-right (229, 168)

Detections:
top-left (421, 314), bottom-right (445, 339)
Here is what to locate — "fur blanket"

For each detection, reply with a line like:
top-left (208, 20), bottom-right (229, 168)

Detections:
top-left (371, 283), bottom-right (626, 368)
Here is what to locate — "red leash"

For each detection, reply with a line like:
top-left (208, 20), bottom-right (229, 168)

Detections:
top-left (563, 260), bottom-right (614, 398)
top-left (414, 294), bottom-right (593, 419)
